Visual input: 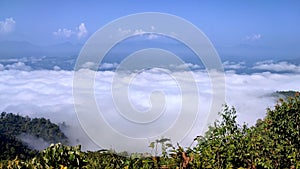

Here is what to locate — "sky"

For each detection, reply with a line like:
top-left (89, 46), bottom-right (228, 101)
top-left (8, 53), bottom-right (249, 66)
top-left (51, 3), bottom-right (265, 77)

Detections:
top-left (1, 1), bottom-right (300, 60)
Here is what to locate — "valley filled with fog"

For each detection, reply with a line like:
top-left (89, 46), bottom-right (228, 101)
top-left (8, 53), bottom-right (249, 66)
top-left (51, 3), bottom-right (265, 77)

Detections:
top-left (1, 60), bottom-right (299, 151)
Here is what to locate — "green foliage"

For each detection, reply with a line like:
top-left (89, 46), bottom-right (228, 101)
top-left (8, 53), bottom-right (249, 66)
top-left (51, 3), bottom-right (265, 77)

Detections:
top-left (272, 90), bottom-right (299, 100)
top-left (85, 150), bottom-right (129, 169)
top-left (250, 94), bottom-right (300, 168)
top-left (0, 133), bottom-right (37, 160)
top-left (191, 105), bottom-right (250, 168)
top-left (37, 143), bottom-right (88, 168)
top-left (191, 93), bottom-right (300, 168)
top-left (0, 143), bottom-right (88, 169)
top-left (0, 112), bottom-right (68, 144)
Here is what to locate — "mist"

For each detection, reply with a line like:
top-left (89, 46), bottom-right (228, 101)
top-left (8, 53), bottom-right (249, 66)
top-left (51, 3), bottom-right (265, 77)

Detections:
top-left (17, 133), bottom-right (51, 151)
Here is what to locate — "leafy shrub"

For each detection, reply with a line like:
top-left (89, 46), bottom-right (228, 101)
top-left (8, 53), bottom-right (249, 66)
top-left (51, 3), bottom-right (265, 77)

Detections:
top-left (37, 143), bottom-right (88, 168)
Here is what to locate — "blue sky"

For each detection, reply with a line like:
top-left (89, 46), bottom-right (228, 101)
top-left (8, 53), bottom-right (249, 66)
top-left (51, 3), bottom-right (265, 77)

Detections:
top-left (1, 0), bottom-right (300, 60)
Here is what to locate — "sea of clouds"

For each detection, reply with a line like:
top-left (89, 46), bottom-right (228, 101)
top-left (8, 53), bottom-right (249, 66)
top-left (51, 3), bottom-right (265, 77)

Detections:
top-left (0, 61), bottom-right (299, 152)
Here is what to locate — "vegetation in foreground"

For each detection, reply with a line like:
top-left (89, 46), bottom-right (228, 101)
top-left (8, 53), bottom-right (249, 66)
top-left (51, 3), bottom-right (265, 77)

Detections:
top-left (0, 93), bottom-right (299, 168)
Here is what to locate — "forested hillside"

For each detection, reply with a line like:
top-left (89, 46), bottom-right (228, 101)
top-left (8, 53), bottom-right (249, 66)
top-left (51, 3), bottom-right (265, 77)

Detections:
top-left (0, 112), bottom-right (68, 144)
top-left (272, 90), bottom-right (298, 100)
top-left (0, 112), bottom-right (68, 161)
top-left (0, 93), bottom-right (299, 168)
top-left (0, 132), bottom-right (36, 161)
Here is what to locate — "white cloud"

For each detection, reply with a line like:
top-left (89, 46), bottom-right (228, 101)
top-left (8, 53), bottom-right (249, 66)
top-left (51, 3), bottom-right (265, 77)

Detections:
top-left (81, 62), bottom-right (119, 70)
top-left (117, 27), bottom-right (159, 40)
top-left (0, 63), bottom-right (4, 71)
top-left (223, 71), bottom-right (299, 126)
top-left (133, 29), bottom-right (159, 40)
top-left (171, 63), bottom-right (201, 70)
top-left (147, 33), bottom-right (159, 40)
top-left (53, 28), bottom-right (73, 38)
top-left (253, 61), bottom-right (300, 73)
top-left (0, 17), bottom-right (16, 34)
top-left (244, 33), bottom-right (262, 41)
top-left (0, 68), bottom-right (299, 152)
top-left (77, 23), bottom-right (88, 39)
top-left (0, 57), bottom-right (28, 63)
top-left (99, 63), bottom-right (119, 70)
top-left (53, 65), bottom-right (61, 71)
top-left (4, 62), bottom-right (32, 71)
top-left (53, 23), bottom-right (88, 39)
top-left (134, 29), bottom-right (146, 35)
top-left (118, 28), bottom-right (131, 35)
top-left (81, 61), bottom-right (97, 69)
top-left (223, 61), bottom-right (246, 69)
